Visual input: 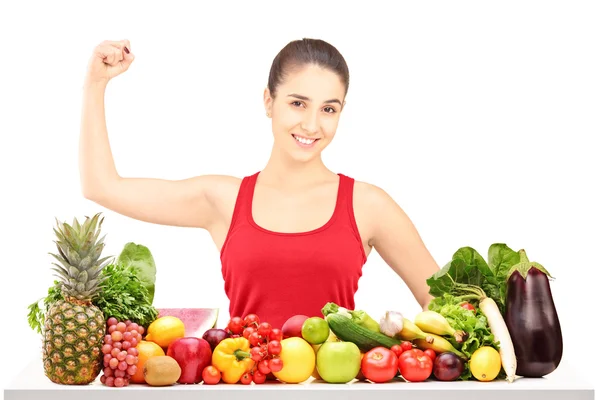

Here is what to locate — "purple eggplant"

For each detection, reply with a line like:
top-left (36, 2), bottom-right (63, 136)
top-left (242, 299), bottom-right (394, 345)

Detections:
top-left (505, 250), bottom-right (562, 377)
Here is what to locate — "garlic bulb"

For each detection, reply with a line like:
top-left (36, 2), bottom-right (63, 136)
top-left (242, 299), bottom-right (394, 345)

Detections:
top-left (379, 311), bottom-right (404, 337)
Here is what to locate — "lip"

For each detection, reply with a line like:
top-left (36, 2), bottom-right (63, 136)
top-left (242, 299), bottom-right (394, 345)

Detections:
top-left (292, 133), bottom-right (320, 141)
top-left (291, 133), bottom-right (319, 148)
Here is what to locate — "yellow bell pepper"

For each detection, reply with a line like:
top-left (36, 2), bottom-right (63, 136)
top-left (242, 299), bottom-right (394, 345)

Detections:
top-left (211, 337), bottom-right (255, 384)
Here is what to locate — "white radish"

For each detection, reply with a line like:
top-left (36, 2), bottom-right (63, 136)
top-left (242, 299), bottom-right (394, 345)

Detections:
top-left (479, 297), bottom-right (517, 383)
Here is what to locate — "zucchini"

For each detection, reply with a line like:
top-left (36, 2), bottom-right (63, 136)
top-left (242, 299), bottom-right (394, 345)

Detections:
top-left (326, 313), bottom-right (402, 352)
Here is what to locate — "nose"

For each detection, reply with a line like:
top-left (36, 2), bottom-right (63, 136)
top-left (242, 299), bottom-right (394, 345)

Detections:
top-left (300, 112), bottom-right (319, 135)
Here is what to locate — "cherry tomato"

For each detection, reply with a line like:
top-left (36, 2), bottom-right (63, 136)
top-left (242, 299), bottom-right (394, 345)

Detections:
top-left (268, 357), bottom-right (283, 373)
top-left (361, 347), bottom-right (399, 383)
top-left (201, 366), bottom-right (221, 385)
top-left (390, 344), bottom-right (404, 358)
top-left (243, 314), bottom-right (260, 327)
top-left (460, 302), bottom-right (476, 312)
top-left (258, 322), bottom-right (272, 338)
top-left (249, 331), bottom-right (262, 347)
top-left (243, 326), bottom-right (256, 339)
top-left (252, 370), bottom-right (267, 384)
top-left (398, 349), bottom-right (433, 382)
top-left (401, 341), bottom-right (413, 352)
top-left (258, 359), bottom-right (271, 375)
top-left (250, 346), bottom-right (263, 362)
top-left (268, 340), bottom-right (282, 355)
top-left (239, 372), bottom-right (253, 385)
top-left (269, 328), bottom-right (283, 342)
top-left (424, 349), bottom-right (437, 362)
top-left (227, 317), bottom-right (244, 334)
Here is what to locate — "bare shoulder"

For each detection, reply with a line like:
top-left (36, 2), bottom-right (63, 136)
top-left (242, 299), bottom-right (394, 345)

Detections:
top-left (351, 180), bottom-right (407, 245)
top-left (202, 174), bottom-right (243, 210)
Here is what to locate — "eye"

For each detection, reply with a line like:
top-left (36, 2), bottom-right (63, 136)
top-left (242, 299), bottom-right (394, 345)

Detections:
top-left (291, 101), bottom-right (337, 114)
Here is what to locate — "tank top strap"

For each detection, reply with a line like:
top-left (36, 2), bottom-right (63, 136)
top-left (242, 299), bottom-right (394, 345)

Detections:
top-left (336, 173), bottom-right (367, 264)
top-left (220, 172), bottom-right (259, 258)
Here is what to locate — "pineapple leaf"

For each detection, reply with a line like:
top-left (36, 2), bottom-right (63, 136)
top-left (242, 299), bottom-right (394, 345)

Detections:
top-left (77, 270), bottom-right (88, 283)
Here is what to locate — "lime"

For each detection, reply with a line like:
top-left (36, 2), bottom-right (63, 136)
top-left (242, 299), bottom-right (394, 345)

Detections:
top-left (301, 317), bottom-right (330, 345)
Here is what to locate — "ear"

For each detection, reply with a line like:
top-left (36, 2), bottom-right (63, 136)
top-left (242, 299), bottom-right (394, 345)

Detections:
top-left (263, 87), bottom-right (273, 116)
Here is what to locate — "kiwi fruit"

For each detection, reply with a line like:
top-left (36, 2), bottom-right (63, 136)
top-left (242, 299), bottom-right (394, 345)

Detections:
top-left (143, 355), bottom-right (182, 386)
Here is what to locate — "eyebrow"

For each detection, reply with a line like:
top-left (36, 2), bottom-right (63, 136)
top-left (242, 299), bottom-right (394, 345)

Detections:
top-left (287, 93), bottom-right (342, 106)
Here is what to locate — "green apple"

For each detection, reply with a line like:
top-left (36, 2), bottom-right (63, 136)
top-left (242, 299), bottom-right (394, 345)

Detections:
top-left (316, 341), bottom-right (361, 383)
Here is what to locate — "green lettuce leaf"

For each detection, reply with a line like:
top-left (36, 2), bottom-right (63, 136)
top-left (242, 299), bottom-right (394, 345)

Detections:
top-left (117, 242), bottom-right (157, 303)
top-left (429, 294), bottom-right (503, 380)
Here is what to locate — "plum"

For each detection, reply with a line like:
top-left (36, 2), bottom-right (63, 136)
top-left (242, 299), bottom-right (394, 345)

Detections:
top-left (433, 352), bottom-right (464, 381)
top-left (281, 315), bottom-right (309, 339)
top-left (202, 328), bottom-right (229, 351)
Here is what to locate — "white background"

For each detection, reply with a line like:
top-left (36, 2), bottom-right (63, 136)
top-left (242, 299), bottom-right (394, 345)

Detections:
top-left (1, 0), bottom-right (598, 396)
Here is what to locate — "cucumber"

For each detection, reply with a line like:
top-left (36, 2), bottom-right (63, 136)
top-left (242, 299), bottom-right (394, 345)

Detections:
top-left (326, 313), bottom-right (403, 352)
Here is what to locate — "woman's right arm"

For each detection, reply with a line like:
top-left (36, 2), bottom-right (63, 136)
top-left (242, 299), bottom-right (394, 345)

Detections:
top-left (79, 40), bottom-right (236, 229)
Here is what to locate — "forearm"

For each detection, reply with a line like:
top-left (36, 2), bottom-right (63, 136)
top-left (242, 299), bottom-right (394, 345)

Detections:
top-left (79, 81), bottom-right (119, 198)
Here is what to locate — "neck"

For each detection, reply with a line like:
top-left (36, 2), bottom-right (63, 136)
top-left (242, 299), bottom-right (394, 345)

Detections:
top-left (259, 145), bottom-right (335, 189)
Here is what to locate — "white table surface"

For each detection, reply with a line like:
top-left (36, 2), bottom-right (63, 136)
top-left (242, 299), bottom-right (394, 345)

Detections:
top-left (4, 357), bottom-right (595, 400)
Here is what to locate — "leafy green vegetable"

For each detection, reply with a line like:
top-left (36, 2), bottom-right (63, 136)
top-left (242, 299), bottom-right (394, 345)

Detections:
top-left (93, 263), bottom-right (158, 326)
top-left (27, 282), bottom-right (63, 334)
top-left (429, 294), bottom-right (504, 380)
top-left (27, 242), bottom-right (159, 334)
top-left (117, 242), bottom-right (157, 303)
top-left (427, 243), bottom-right (519, 314)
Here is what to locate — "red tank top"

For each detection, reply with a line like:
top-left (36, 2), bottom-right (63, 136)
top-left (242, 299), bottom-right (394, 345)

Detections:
top-left (220, 171), bottom-right (367, 329)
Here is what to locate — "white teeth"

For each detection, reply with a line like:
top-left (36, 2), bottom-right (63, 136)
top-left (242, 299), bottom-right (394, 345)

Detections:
top-left (293, 135), bottom-right (316, 145)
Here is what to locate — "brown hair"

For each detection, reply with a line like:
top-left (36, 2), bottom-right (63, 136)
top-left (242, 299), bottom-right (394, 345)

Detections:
top-left (267, 38), bottom-right (350, 101)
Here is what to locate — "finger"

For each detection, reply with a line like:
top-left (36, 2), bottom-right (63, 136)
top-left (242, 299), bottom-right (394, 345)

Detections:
top-left (95, 44), bottom-right (123, 66)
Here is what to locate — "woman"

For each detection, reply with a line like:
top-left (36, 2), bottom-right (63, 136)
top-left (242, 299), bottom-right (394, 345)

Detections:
top-left (80, 37), bottom-right (440, 329)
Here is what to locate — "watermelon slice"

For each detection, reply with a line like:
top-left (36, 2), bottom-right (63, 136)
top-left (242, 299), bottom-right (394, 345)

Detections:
top-left (156, 308), bottom-right (219, 338)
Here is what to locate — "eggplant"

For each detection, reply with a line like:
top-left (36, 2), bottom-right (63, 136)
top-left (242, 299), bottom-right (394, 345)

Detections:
top-left (505, 251), bottom-right (562, 378)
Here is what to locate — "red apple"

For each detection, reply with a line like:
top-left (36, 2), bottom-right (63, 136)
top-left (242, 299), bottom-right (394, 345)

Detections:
top-left (166, 337), bottom-right (212, 384)
top-left (281, 315), bottom-right (309, 339)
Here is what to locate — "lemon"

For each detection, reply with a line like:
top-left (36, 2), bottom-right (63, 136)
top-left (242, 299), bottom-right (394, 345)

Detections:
top-left (469, 346), bottom-right (501, 382)
top-left (273, 337), bottom-right (316, 383)
top-left (145, 316), bottom-right (185, 349)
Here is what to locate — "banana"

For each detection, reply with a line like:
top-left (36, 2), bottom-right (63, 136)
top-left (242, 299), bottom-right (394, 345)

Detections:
top-left (413, 333), bottom-right (467, 360)
top-left (414, 310), bottom-right (468, 343)
top-left (398, 318), bottom-right (434, 342)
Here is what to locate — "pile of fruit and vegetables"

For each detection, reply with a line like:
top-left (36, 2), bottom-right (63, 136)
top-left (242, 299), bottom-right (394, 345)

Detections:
top-left (27, 213), bottom-right (563, 387)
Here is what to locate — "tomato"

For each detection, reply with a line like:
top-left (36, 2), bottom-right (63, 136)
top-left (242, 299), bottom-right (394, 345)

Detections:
top-left (258, 322), bottom-right (272, 338)
top-left (258, 359), bottom-right (271, 375)
top-left (249, 331), bottom-right (261, 347)
top-left (268, 357), bottom-right (283, 373)
top-left (239, 372), bottom-right (253, 385)
top-left (398, 349), bottom-right (433, 382)
top-left (270, 328), bottom-right (283, 342)
top-left (244, 314), bottom-right (260, 327)
top-left (201, 365), bottom-right (221, 385)
top-left (227, 317), bottom-right (244, 334)
top-left (424, 349), bottom-right (437, 362)
top-left (401, 341), bottom-right (413, 352)
top-left (252, 370), bottom-right (267, 384)
top-left (243, 326), bottom-right (256, 339)
top-left (361, 347), bottom-right (399, 383)
top-left (268, 340), bottom-right (282, 355)
top-left (460, 302), bottom-right (476, 312)
top-left (250, 346), bottom-right (263, 362)
top-left (390, 344), bottom-right (403, 358)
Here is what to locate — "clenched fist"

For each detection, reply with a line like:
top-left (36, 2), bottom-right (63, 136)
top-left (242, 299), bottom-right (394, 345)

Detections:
top-left (85, 40), bottom-right (134, 85)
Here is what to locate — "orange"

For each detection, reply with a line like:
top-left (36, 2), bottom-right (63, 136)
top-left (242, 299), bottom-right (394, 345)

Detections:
top-left (130, 340), bottom-right (165, 384)
top-left (145, 316), bottom-right (185, 349)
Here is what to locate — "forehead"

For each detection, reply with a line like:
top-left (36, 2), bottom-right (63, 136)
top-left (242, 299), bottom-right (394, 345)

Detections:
top-left (280, 64), bottom-right (345, 99)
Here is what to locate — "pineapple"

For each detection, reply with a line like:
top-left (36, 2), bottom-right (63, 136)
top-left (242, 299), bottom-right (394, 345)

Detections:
top-left (42, 213), bottom-right (111, 385)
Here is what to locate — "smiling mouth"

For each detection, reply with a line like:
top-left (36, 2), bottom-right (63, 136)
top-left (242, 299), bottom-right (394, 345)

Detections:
top-left (292, 134), bottom-right (319, 145)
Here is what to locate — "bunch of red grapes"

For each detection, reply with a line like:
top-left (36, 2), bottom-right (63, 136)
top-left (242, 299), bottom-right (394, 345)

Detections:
top-left (226, 314), bottom-right (284, 384)
top-left (99, 317), bottom-right (144, 387)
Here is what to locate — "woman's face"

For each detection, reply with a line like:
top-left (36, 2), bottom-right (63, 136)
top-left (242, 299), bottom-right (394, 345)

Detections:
top-left (264, 64), bottom-right (346, 163)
